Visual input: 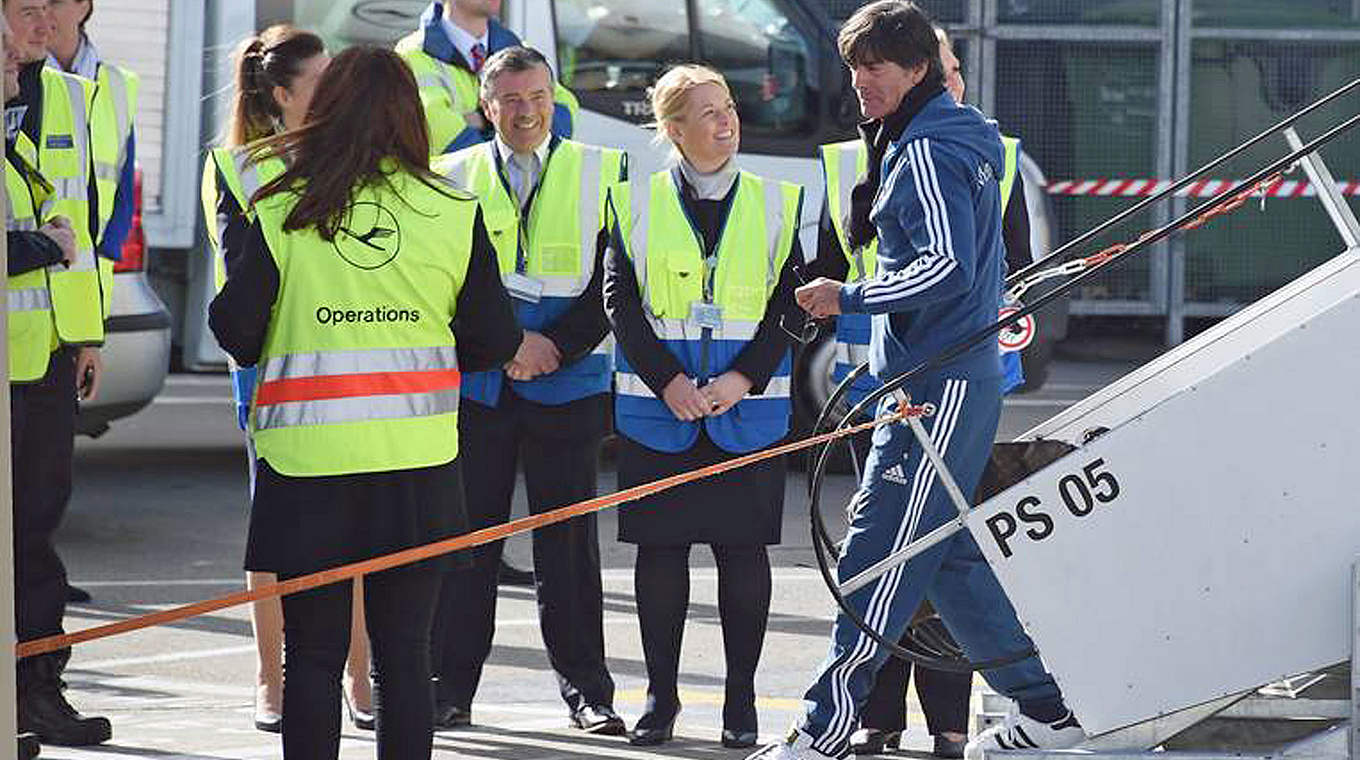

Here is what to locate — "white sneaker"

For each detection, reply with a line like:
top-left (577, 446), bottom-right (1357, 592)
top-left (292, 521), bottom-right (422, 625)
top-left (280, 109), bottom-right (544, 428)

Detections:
top-left (964, 705), bottom-right (1084, 760)
top-left (746, 728), bottom-right (844, 760)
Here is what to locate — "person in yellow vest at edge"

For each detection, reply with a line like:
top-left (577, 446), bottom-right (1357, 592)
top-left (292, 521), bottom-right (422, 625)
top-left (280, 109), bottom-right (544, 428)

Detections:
top-left (210, 46), bottom-right (521, 760)
top-left (395, 0), bottom-right (580, 155)
top-left (428, 45), bottom-right (625, 735)
top-left (46, 0), bottom-right (135, 321)
top-left (602, 64), bottom-right (805, 750)
top-left (813, 25), bottom-right (1036, 760)
top-left (3, 0), bottom-right (110, 752)
top-left (200, 24), bottom-right (382, 738)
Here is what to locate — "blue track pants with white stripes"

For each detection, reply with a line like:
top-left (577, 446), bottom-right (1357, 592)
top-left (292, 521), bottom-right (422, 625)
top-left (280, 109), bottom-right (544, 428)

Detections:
top-left (800, 373), bottom-right (1063, 757)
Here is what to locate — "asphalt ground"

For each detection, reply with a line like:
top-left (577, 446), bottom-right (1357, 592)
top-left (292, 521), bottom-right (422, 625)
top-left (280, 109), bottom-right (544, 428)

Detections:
top-left (40, 358), bottom-right (1132, 759)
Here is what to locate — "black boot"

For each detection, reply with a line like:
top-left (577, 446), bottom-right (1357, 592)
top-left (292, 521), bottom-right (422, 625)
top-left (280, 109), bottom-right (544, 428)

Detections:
top-left (18, 673), bottom-right (112, 747)
top-left (18, 732), bottom-right (40, 759)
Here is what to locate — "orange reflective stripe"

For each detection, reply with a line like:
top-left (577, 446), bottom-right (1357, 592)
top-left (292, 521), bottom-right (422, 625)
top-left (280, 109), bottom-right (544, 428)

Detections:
top-left (254, 368), bottom-right (462, 406)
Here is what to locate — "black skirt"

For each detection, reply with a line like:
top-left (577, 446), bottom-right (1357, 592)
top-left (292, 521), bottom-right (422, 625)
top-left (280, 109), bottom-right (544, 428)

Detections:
top-left (616, 431), bottom-right (785, 546)
top-left (244, 456), bottom-right (470, 576)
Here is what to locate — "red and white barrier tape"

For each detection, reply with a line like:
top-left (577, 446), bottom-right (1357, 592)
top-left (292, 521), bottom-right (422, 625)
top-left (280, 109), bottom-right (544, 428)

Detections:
top-left (1046, 178), bottom-right (1360, 198)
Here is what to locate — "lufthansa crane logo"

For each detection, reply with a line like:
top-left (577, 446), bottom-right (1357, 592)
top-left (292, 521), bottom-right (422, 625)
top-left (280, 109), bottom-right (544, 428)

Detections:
top-left (333, 201), bottom-right (401, 270)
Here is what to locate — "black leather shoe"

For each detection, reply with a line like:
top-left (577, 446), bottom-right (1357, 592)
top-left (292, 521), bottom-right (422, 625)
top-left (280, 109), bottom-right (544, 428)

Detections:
top-left (497, 560), bottom-right (534, 587)
top-left (721, 728), bottom-right (758, 748)
top-left (848, 727), bottom-right (901, 755)
top-left (18, 732), bottom-right (40, 760)
top-left (628, 709), bottom-right (678, 746)
top-left (18, 685), bottom-right (111, 746)
top-left (569, 704), bottom-right (626, 735)
top-left (933, 734), bottom-right (966, 759)
top-left (66, 585), bottom-right (91, 603)
top-left (433, 703), bottom-right (471, 730)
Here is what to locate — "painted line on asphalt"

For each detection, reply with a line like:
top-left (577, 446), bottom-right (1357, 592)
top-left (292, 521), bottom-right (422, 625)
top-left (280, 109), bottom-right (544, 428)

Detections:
top-left (1003, 397), bottom-right (1085, 407)
top-left (151, 396), bottom-right (237, 406)
top-left (72, 569), bottom-right (831, 588)
top-left (74, 644), bottom-right (257, 670)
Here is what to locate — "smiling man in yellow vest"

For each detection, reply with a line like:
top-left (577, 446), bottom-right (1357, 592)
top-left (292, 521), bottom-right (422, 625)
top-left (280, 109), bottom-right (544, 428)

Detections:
top-left (4, 0), bottom-right (111, 750)
top-left (429, 46), bottom-right (625, 735)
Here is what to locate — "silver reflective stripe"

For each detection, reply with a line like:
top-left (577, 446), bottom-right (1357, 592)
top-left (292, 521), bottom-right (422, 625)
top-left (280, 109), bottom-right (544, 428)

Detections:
top-left (615, 372), bottom-right (790, 400)
top-left (233, 149), bottom-right (262, 202)
top-left (93, 160), bottom-right (119, 182)
top-left (834, 341), bottom-right (870, 366)
top-left (432, 61), bottom-right (458, 107)
top-left (104, 66), bottom-right (132, 173)
top-left (646, 314), bottom-right (759, 342)
top-left (416, 74), bottom-right (444, 89)
top-left (48, 176), bottom-right (87, 201)
top-left (439, 155), bottom-right (469, 189)
top-left (60, 74), bottom-right (91, 188)
top-left (627, 175), bottom-right (650, 295)
top-left (254, 388), bottom-right (460, 431)
top-left (762, 179), bottom-right (785, 293)
top-left (837, 145), bottom-right (868, 281)
top-left (258, 346), bottom-right (460, 384)
top-left (8, 287), bottom-right (51, 312)
top-left (615, 371), bottom-right (658, 398)
top-left (48, 246), bottom-right (95, 273)
top-left (577, 146), bottom-right (603, 274)
top-left (9, 216), bottom-right (38, 231)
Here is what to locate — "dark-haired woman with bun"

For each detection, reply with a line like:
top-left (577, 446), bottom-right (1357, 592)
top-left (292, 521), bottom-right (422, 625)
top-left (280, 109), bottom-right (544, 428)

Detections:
top-left (200, 25), bottom-right (376, 735)
top-left (210, 45), bottom-right (521, 760)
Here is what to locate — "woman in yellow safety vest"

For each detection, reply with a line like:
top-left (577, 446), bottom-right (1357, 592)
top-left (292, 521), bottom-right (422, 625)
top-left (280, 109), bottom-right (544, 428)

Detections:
top-left (199, 25), bottom-right (379, 735)
top-left (603, 64), bottom-right (805, 750)
top-left (209, 46), bottom-right (520, 759)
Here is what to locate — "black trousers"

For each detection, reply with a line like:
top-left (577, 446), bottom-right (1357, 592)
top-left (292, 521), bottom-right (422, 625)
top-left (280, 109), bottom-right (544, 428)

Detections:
top-left (633, 543), bottom-right (770, 732)
top-left (280, 561), bottom-right (441, 760)
top-left (12, 348), bottom-right (76, 687)
top-left (431, 391), bottom-right (612, 712)
top-left (860, 641), bottom-right (972, 735)
top-left (846, 429), bottom-right (972, 737)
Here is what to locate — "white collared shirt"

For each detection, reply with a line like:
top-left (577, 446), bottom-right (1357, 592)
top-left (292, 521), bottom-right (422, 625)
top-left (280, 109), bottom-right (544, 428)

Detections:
top-left (494, 135), bottom-right (552, 208)
top-left (440, 16), bottom-right (489, 71)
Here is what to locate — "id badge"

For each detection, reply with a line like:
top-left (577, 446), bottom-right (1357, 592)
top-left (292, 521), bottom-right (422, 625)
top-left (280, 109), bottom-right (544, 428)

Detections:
top-left (504, 272), bottom-right (544, 303)
top-left (690, 302), bottom-right (724, 330)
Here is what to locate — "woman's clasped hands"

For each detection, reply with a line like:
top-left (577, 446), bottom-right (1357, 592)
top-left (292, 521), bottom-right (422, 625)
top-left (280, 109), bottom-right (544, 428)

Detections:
top-left (661, 371), bottom-right (753, 421)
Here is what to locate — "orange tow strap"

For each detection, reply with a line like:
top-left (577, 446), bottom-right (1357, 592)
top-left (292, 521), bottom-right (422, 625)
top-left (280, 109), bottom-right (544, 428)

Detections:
top-left (16, 409), bottom-right (907, 659)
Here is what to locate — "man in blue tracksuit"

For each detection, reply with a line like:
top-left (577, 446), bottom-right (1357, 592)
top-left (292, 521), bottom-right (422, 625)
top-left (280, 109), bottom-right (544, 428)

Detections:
top-left (753, 3), bottom-right (1085, 759)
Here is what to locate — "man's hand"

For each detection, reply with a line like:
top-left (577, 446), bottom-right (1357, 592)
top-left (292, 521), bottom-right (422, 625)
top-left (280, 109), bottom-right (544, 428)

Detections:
top-left (504, 331), bottom-right (560, 382)
top-left (661, 374), bottom-right (710, 421)
top-left (700, 371), bottom-right (753, 417)
top-left (75, 346), bottom-right (102, 401)
top-left (40, 215), bottom-right (76, 267)
top-left (795, 277), bottom-right (844, 319)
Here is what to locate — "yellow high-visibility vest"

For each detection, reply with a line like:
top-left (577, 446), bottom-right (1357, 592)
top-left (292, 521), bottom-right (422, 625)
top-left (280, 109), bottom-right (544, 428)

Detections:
top-left (250, 167), bottom-right (480, 477)
top-left (36, 67), bottom-right (103, 344)
top-left (6, 152), bottom-right (58, 382)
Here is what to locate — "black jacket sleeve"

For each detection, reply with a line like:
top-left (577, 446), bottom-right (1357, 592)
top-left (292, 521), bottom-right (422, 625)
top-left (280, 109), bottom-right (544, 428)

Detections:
top-left (728, 237), bottom-right (801, 393)
top-left (208, 220), bottom-right (279, 368)
top-left (603, 241), bottom-right (687, 396)
top-left (454, 208), bottom-right (523, 372)
top-left (538, 227), bottom-right (609, 364)
top-left (7, 230), bottom-right (64, 276)
top-left (1002, 172), bottom-right (1032, 277)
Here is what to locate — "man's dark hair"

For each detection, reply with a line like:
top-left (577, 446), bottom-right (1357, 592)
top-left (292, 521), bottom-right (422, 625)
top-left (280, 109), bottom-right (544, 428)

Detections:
top-left (479, 45), bottom-right (555, 99)
top-left (838, 0), bottom-right (941, 80)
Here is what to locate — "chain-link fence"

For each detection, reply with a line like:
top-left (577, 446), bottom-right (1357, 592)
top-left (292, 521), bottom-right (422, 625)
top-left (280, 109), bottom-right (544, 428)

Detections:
top-left (823, 0), bottom-right (1360, 343)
